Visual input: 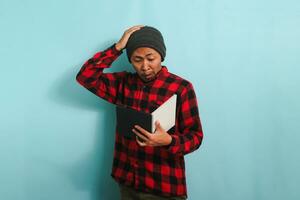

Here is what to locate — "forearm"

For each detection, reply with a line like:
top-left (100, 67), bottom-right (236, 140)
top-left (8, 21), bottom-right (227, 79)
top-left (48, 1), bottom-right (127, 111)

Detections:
top-left (75, 44), bottom-right (125, 104)
top-left (76, 44), bottom-right (122, 86)
top-left (166, 84), bottom-right (204, 155)
top-left (167, 128), bottom-right (203, 156)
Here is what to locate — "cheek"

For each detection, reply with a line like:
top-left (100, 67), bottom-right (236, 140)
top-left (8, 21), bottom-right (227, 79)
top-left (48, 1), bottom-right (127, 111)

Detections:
top-left (152, 60), bottom-right (162, 72)
top-left (132, 64), bottom-right (142, 72)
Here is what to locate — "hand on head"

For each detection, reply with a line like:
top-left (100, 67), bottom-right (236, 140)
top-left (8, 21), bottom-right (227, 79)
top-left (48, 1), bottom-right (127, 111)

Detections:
top-left (115, 25), bottom-right (144, 51)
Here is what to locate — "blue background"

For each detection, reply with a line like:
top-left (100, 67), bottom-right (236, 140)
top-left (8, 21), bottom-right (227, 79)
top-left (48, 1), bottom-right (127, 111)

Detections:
top-left (1, 0), bottom-right (299, 199)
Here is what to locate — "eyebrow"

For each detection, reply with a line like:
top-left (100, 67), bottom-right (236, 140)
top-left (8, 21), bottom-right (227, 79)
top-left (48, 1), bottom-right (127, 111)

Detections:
top-left (134, 53), bottom-right (154, 58)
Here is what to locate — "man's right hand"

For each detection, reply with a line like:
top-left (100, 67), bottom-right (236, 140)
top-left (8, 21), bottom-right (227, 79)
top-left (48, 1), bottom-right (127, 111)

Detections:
top-left (115, 25), bottom-right (144, 51)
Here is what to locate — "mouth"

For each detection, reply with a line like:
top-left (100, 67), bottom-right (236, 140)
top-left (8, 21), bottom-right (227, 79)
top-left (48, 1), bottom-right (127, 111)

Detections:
top-left (141, 73), bottom-right (155, 81)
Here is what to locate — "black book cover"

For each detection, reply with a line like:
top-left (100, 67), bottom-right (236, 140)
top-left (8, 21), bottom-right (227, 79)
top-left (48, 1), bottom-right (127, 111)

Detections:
top-left (116, 94), bottom-right (177, 139)
top-left (116, 106), bottom-right (152, 139)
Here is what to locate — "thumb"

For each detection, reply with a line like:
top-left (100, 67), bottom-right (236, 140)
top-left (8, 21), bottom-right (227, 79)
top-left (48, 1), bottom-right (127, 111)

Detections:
top-left (155, 121), bottom-right (163, 132)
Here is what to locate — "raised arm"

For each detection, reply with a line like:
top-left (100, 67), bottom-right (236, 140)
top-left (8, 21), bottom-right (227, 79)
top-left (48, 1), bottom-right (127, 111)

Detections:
top-left (76, 44), bottom-right (125, 104)
top-left (76, 25), bottom-right (144, 104)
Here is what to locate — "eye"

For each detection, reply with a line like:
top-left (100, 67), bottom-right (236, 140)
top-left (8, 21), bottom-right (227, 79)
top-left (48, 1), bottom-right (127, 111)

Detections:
top-left (134, 59), bottom-right (142, 62)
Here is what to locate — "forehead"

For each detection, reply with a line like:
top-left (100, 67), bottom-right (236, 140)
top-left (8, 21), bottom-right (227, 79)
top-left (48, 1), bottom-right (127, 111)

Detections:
top-left (132, 47), bottom-right (159, 57)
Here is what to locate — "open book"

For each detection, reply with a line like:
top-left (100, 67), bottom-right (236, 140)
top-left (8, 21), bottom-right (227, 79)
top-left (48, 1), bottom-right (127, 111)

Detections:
top-left (116, 94), bottom-right (177, 139)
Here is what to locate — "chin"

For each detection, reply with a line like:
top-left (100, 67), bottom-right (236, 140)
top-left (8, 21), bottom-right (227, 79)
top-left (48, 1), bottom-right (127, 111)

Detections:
top-left (142, 76), bottom-right (154, 82)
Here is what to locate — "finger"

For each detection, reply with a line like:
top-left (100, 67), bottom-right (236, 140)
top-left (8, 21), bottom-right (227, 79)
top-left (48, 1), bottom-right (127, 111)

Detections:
top-left (155, 121), bottom-right (161, 129)
top-left (126, 25), bottom-right (144, 32)
top-left (127, 28), bottom-right (142, 35)
top-left (154, 121), bottom-right (164, 133)
top-left (136, 136), bottom-right (147, 146)
top-left (132, 128), bottom-right (149, 142)
top-left (134, 125), bottom-right (152, 136)
top-left (127, 25), bottom-right (144, 33)
top-left (131, 25), bottom-right (144, 29)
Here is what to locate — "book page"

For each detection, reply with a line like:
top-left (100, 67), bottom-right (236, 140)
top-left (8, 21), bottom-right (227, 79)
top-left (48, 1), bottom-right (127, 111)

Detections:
top-left (151, 94), bottom-right (177, 133)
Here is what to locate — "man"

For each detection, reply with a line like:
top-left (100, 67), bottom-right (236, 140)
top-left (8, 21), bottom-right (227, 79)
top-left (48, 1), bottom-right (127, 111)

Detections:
top-left (76, 25), bottom-right (203, 200)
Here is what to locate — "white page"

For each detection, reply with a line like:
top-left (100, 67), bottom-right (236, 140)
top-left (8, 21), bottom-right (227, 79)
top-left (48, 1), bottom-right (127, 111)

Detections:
top-left (151, 94), bottom-right (177, 133)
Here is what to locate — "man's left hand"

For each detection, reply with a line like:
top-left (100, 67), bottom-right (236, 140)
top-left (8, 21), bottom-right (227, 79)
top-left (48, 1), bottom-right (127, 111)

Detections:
top-left (132, 121), bottom-right (172, 147)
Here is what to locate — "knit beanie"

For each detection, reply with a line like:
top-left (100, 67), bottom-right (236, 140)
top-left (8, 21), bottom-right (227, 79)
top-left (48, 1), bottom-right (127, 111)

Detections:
top-left (125, 26), bottom-right (166, 63)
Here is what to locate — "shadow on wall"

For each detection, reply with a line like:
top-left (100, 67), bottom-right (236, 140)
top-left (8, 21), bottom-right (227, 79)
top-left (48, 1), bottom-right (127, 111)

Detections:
top-left (47, 42), bottom-right (132, 200)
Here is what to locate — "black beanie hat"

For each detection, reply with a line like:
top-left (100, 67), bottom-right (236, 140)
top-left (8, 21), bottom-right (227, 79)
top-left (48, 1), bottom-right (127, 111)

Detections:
top-left (125, 26), bottom-right (166, 63)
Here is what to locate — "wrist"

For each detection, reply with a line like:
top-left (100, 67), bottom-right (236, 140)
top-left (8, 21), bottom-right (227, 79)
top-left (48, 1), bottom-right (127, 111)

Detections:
top-left (115, 43), bottom-right (123, 51)
top-left (165, 135), bottom-right (173, 146)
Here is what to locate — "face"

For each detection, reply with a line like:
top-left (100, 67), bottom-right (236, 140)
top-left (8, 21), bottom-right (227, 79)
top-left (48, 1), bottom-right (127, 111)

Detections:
top-left (130, 47), bottom-right (162, 82)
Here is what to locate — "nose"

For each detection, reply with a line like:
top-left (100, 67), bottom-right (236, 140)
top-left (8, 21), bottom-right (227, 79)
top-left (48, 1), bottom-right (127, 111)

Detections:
top-left (141, 60), bottom-right (150, 71)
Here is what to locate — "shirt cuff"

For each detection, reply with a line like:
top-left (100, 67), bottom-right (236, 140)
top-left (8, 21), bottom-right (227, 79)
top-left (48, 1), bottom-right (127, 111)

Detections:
top-left (165, 135), bottom-right (176, 149)
top-left (111, 43), bottom-right (123, 55)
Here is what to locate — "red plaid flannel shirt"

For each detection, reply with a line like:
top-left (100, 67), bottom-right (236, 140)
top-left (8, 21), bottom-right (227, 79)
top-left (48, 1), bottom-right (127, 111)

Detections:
top-left (76, 44), bottom-right (203, 197)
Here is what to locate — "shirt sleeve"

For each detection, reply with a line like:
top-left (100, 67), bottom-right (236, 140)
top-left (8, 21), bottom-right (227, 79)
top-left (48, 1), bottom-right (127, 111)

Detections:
top-left (167, 83), bottom-right (204, 156)
top-left (76, 44), bottom-right (127, 104)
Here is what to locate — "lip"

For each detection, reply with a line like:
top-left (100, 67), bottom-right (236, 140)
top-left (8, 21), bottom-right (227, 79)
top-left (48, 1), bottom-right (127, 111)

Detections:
top-left (140, 74), bottom-right (154, 82)
top-left (141, 72), bottom-right (152, 77)
top-left (145, 74), bottom-right (154, 79)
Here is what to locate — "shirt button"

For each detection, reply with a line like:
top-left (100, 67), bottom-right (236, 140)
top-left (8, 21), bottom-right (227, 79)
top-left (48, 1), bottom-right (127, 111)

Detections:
top-left (143, 86), bottom-right (148, 91)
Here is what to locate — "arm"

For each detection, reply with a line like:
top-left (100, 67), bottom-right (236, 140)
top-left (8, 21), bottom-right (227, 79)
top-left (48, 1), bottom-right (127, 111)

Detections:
top-left (76, 44), bottom-right (125, 104)
top-left (132, 83), bottom-right (204, 156)
top-left (76, 25), bottom-right (144, 104)
top-left (167, 83), bottom-right (204, 156)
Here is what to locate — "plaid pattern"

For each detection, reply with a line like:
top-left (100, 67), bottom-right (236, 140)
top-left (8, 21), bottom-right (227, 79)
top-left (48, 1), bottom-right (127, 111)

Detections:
top-left (76, 44), bottom-right (203, 197)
